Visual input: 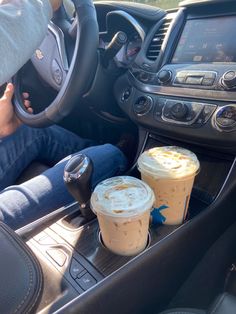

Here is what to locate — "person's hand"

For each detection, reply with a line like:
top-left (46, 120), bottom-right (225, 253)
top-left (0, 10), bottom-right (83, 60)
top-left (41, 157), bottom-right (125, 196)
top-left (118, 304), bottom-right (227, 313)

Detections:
top-left (0, 83), bottom-right (33, 138)
top-left (50, 0), bottom-right (63, 11)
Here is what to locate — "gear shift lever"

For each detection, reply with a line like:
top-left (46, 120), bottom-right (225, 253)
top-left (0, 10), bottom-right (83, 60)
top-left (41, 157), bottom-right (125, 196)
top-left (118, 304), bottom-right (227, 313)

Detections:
top-left (64, 154), bottom-right (95, 221)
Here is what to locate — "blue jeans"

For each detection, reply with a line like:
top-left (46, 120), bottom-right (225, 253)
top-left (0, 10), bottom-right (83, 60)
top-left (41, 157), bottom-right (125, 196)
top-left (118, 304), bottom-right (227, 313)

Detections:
top-left (0, 125), bottom-right (127, 229)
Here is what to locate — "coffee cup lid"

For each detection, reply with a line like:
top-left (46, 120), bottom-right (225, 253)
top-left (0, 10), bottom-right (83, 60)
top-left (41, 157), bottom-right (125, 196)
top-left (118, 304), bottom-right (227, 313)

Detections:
top-left (90, 176), bottom-right (155, 217)
top-left (137, 146), bottom-right (200, 179)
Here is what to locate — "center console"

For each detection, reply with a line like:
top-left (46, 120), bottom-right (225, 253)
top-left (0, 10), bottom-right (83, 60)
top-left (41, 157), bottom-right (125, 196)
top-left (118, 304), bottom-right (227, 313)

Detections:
top-left (22, 130), bottom-right (235, 313)
top-left (22, 140), bottom-right (235, 313)
top-left (25, 201), bottom-right (179, 312)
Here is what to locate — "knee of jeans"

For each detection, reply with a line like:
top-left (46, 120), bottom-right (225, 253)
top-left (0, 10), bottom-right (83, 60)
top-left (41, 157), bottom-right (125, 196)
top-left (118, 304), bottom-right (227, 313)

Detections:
top-left (91, 144), bottom-right (128, 171)
top-left (55, 144), bottom-right (128, 174)
top-left (106, 144), bottom-right (128, 173)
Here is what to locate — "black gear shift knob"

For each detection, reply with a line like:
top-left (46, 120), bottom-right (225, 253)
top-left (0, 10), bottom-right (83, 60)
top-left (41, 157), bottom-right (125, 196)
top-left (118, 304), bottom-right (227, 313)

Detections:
top-left (64, 154), bottom-right (95, 220)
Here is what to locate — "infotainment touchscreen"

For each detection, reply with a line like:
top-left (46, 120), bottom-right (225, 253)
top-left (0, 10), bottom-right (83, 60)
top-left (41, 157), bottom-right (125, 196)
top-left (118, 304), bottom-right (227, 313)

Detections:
top-left (172, 16), bottom-right (236, 63)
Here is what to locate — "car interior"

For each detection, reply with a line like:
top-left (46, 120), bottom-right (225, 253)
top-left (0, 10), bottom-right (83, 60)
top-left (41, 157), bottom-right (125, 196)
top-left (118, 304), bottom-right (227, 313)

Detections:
top-left (1, 0), bottom-right (236, 313)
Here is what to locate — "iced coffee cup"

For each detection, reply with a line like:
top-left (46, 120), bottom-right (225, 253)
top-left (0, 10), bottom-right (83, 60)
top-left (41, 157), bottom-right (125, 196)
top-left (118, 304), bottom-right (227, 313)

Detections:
top-left (137, 146), bottom-right (200, 225)
top-left (90, 176), bottom-right (155, 256)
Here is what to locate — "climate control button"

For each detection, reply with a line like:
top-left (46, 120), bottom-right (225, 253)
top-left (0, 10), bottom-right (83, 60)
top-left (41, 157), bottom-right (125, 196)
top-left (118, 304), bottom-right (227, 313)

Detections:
top-left (214, 105), bottom-right (236, 131)
top-left (133, 96), bottom-right (153, 116)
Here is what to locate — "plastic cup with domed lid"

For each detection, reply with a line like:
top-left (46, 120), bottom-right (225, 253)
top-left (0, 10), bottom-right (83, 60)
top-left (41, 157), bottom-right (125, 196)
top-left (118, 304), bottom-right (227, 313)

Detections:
top-left (90, 176), bottom-right (155, 256)
top-left (137, 146), bottom-right (200, 225)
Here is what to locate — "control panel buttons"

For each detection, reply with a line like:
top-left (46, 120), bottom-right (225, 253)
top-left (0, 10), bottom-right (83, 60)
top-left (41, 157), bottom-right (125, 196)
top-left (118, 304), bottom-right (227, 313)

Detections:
top-left (51, 59), bottom-right (63, 85)
top-left (138, 72), bottom-right (150, 82)
top-left (173, 71), bottom-right (216, 87)
top-left (214, 105), bottom-right (236, 131)
top-left (162, 100), bottom-right (203, 125)
top-left (157, 70), bottom-right (172, 84)
top-left (171, 102), bottom-right (189, 119)
top-left (174, 76), bottom-right (186, 84)
top-left (70, 258), bottom-right (85, 279)
top-left (202, 78), bottom-right (215, 86)
top-left (185, 76), bottom-right (203, 85)
top-left (121, 87), bottom-right (132, 102)
top-left (67, 254), bottom-right (103, 293)
top-left (133, 96), bottom-right (153, 116)
top-left (174, 71), bottom-right (186, 84)
top-left (76, 272), bottom-right (97, 291)
top-left (194, 104), bottom-right (217, 125)
top-left (203, 105), bottom-right (216, 117)
top-left (221, 71), bottom-right (236, 89)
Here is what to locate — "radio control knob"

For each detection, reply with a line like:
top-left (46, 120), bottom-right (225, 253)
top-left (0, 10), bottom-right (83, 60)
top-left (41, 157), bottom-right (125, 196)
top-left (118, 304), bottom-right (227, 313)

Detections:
top-left (221, 71), bottom-right (236, 89)
top-left (157, 70), bottom-right (172, 84)
top-left (171, 102), bottom-right (188, 119)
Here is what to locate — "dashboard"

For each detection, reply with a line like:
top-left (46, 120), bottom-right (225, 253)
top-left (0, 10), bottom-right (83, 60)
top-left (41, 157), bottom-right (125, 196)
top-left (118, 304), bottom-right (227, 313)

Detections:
top-left (110, 0), bottom-right (236, 153)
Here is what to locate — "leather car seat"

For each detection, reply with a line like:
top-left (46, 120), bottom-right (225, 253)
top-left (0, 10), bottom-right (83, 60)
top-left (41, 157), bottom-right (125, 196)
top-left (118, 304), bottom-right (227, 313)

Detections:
top-left (16, 161), bottom-right (50, 184)
top-left (160, 293), bottom-right (236, 314)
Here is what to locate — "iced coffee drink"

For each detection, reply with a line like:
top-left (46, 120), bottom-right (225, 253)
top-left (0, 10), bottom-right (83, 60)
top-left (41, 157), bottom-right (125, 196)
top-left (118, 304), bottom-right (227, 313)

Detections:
top-left (137, 146), bottom-right (199, 225)
top-left (90, 176), bottom-right (155, 256)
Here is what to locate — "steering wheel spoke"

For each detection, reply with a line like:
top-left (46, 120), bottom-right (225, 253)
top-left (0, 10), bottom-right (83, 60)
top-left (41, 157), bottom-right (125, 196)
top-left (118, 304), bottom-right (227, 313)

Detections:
top-left (31, 22), bottom-right (69, 91)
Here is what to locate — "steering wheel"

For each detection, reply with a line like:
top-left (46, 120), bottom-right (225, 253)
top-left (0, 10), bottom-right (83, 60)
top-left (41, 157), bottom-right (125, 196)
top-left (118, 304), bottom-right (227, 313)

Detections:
top-left (13, 0), bottom-right (99, 128)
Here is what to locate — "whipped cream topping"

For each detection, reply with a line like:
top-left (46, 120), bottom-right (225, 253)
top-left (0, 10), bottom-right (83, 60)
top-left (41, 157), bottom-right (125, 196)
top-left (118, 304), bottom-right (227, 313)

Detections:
top-left (137, 146), bottom-right (200, 179)
top-left (90, 176), bottom-right (155, 217)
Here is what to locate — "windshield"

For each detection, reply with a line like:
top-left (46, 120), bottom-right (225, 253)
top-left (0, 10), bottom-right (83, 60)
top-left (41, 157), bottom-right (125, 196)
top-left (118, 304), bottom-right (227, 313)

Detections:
top-left (131, 0), bottom-right (181, 9)
top-left (63, 0), bottom-right (181, 15)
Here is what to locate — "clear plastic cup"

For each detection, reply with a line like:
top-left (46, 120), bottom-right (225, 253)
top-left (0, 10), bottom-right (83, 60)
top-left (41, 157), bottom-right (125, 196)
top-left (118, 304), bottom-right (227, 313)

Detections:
top-left (137, 146), bottom-right (200, 225)
top-left (90, 176), bottom-right (155, 256)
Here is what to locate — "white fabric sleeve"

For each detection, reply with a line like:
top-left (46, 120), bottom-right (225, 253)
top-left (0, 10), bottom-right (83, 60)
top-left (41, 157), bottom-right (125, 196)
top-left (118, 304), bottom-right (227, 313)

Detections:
top-left (0, 0), bottom-right (53, 85)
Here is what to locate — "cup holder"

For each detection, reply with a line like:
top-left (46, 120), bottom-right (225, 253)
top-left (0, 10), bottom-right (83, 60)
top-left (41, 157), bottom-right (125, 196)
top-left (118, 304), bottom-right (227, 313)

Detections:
top-left (98, 230), bottom-right (151, 256)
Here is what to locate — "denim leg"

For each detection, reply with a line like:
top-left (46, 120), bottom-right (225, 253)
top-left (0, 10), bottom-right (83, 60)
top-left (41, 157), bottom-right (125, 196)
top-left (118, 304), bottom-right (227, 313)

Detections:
top-left (0, 124), bottom-right (95, 190)
top-left (0, 144), bottom-right (127, 230)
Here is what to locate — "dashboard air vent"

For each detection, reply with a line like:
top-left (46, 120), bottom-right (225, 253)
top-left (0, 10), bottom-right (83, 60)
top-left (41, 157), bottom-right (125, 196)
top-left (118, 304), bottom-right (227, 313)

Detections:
top-left (146, 17), bottom-right (173, 61)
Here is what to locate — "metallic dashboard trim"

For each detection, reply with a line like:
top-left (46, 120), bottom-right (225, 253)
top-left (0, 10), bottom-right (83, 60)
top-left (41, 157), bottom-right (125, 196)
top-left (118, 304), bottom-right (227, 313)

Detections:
top-left (172, 70), bottom-right (218, 87)
top-left (128, 71), bottom-right (236, 102)
top-left (161, 106), bottom-right (202, 126)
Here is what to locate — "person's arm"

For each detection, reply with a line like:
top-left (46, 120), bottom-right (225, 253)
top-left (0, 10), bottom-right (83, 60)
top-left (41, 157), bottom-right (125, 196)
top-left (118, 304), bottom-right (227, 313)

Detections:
top-left (0, 0), bottom-right (53, 86)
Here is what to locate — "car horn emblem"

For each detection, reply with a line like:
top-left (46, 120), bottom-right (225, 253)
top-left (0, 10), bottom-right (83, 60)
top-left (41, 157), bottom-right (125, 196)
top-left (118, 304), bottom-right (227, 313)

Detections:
top-left (35, 49), bottom-right (44, 60)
